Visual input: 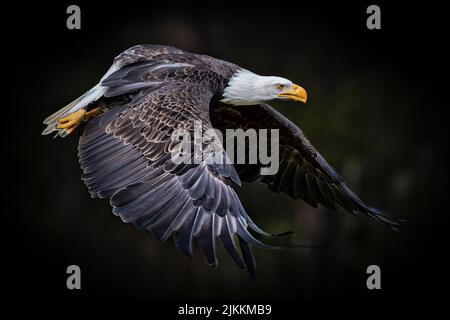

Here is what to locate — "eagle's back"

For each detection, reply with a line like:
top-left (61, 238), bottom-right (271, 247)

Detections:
top-left (114, 44), bottom-right (240, 81)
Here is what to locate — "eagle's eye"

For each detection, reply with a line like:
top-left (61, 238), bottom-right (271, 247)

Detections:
top-left (276, 84), bottom-right (285, 91)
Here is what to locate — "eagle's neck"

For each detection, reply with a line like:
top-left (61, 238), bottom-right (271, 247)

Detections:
top-left (221, 69), bottom-right (270, 106)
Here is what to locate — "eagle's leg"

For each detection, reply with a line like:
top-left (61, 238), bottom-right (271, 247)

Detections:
top-left (56, 107), bottom-right (103, 135)
top-left (84, 107), bottom-right (103, 120)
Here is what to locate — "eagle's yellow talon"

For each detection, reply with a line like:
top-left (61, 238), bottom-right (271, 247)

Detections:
top-left (56, 109), bottom-right (87, 134)
top-left (55, 107), bottom-right (103, 136)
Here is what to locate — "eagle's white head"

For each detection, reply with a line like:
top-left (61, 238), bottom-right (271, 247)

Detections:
top-left (221, 69), bottom-right (307, 106)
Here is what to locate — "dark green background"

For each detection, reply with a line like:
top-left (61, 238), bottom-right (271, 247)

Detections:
top-left (4, 1), bottom-right (447, 299)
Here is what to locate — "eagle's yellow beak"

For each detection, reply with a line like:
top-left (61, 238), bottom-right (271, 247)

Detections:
top-left (277, 84), bottom-right (307, 103)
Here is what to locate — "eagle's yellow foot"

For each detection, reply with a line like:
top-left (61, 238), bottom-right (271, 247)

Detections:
top-left (57, 108), bottom-right (87, 135)
top-left (56, 107), bottom-right (103, 136)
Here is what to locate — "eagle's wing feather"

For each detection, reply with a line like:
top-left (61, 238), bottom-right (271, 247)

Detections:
top-left (113, 44), bottom-right (239, 79)
top-left (210, 103), bottom-right (404, 229)
top-left (78, 85), bottom-right (281, 279)
top-left (112, 44), bottom-right (186, 68)
top-left (43, 44), bottom-right (239, 137)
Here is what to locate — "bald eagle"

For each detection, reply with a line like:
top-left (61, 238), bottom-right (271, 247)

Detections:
top-left (43, 44), bottom-right (402, 279)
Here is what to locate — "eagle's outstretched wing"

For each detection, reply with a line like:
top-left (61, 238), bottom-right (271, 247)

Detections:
top-left (78, 83), bottom-right (287, 279)
top-left (210, 103), bottom-right (405, 229)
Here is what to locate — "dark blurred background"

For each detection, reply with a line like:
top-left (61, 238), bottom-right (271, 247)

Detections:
top-left (3, 1), bottom-right (448, 300)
